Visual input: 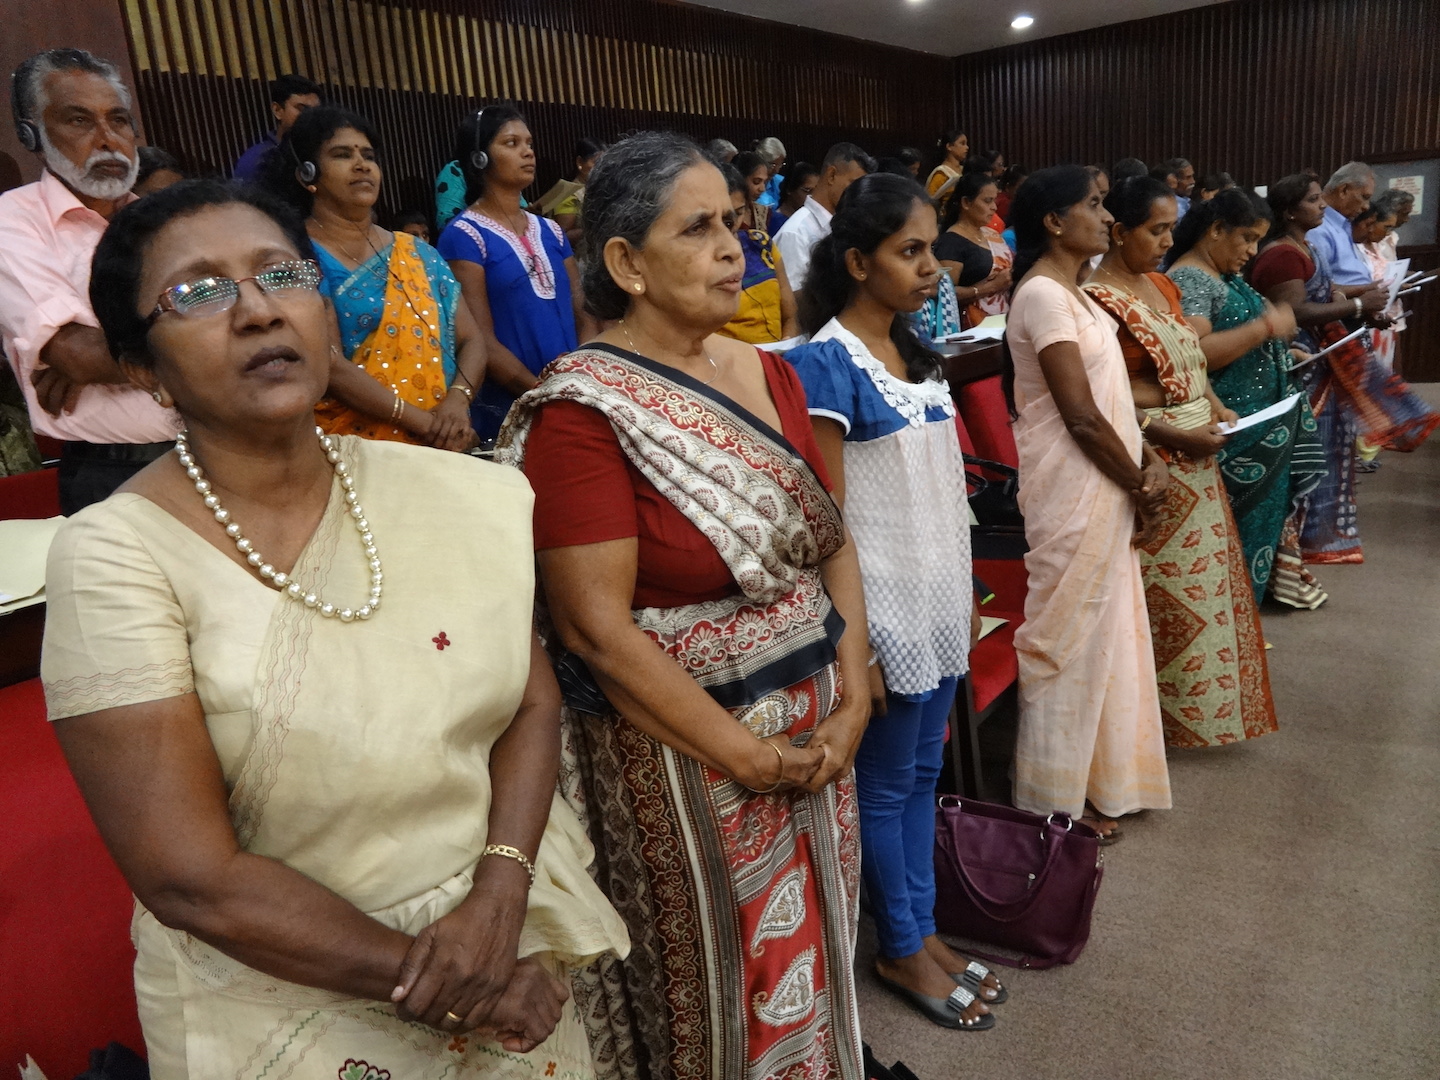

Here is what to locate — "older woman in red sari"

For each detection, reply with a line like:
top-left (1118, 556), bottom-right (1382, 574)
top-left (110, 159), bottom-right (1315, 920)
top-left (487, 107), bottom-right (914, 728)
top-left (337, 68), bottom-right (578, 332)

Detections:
top-left (497, 133), bottom-right (872, 1080)
top-left (1085, 176), bottom-right (1277, 748)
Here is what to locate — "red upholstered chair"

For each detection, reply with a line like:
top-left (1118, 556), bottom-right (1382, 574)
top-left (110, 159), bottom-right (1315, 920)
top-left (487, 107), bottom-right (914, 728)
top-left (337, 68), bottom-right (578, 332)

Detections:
top-left (0, 466), bottom-right (60, 521)
top-left (951, 556), bottom-right (1028, 798)
top-left (0, 679), bottom-right (145, 1076)
top-left (957, 375), bottom-right (1018, 468)
top-left (33, 434), bottom-right (64, 463)
top-left (947, 406), bottom-right (1030, 798)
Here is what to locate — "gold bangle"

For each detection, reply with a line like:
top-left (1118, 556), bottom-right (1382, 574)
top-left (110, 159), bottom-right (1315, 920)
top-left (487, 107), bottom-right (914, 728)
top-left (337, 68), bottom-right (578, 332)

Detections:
top-left (390, 390), bottom-right (404, 422)
top-left (1139, 413), bottom-right (1153, 432)
top-left (450, 380), bottom-right (474, 402)
top-left (755, 741), bottom-right (785, 794)
top-left (482, 843), bottom-right (536, 887)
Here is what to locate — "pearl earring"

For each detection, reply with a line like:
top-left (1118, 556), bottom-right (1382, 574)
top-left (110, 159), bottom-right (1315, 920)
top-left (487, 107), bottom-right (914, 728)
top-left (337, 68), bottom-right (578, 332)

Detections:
top-left (633, 283), bottom-right (643, 293)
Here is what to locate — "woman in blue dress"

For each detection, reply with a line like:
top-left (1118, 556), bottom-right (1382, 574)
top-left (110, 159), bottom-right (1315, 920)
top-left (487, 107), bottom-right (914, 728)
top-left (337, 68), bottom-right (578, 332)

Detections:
top-left (787, 173), bottom-right (1002, 1033)
top-left (438, 106), bottom-right (597, 443)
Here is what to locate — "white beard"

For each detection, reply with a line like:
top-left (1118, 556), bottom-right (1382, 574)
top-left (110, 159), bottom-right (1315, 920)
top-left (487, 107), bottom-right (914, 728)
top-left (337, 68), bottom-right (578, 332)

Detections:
top-left (40, 131), bottom-right (138, 200)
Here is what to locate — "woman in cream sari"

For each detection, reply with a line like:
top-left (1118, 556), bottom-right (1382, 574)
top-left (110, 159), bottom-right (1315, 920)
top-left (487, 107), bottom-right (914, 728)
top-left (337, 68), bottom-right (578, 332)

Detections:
top-left (44, 180), bottom-right (627, 1078)
top-left (1085, 176), bottom-right (1277, 748)
top-left (1005, 166), bottom-right (1173, 838)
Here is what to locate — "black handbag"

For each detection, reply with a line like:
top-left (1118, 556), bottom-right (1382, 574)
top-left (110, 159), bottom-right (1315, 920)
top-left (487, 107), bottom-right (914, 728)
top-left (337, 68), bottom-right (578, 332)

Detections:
top-left (963, 453), bottom-right (1023, 528)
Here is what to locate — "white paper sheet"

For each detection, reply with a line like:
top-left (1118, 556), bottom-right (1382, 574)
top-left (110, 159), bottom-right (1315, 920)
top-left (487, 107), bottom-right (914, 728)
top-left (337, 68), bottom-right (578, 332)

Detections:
top-left (1215, 393), bottom-right (1302, 435)
top-left (1385, 258), bottom-right (1411, 307)
top-left (944, 326), bottom-right (1006, 343)
top-left (0, 516), bottom-right (63, 615)
top-left (978, 615), bottom-right (1009, 641)
top-left (763, 336), bottom-right (808, 352)
top-left (1287, 325), bottom-right (1367, 371)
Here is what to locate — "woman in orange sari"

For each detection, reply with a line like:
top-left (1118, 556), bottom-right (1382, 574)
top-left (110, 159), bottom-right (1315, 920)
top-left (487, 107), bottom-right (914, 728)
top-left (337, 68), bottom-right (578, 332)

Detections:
top-left (265, 106), bottom-right (485, 450)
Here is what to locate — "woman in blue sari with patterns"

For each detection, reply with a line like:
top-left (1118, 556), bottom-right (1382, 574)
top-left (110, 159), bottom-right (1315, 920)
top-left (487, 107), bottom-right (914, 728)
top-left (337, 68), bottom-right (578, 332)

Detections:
top-left (265, 106), bottom-right (484, 451)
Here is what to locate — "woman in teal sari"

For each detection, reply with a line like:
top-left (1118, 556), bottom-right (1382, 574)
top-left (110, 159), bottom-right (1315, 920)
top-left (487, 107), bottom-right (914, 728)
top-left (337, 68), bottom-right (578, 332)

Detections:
top-left (1166, 190), bottom-right (1326, 604)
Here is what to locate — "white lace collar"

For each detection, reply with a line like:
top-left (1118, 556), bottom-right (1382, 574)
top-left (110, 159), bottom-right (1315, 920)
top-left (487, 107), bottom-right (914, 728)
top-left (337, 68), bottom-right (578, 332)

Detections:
top-left (812, 318), bottom-right (955, 426)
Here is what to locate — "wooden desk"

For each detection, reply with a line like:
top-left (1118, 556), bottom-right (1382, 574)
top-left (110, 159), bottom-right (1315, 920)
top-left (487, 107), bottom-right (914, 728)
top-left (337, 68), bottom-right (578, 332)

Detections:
top-left (939, 340), bottom-right (1004, 390)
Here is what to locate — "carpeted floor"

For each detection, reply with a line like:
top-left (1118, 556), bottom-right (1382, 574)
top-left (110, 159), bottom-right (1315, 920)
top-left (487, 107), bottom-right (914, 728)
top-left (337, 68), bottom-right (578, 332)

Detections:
top-left (856, 386), bottom-right (1440, 1080)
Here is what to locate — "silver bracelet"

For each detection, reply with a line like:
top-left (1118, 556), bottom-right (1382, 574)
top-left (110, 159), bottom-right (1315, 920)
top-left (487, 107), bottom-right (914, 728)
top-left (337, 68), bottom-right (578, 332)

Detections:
top-left (867, 651), bottom-right (880, 668)
top-left (1353, 297), bottom-right (1363, 318)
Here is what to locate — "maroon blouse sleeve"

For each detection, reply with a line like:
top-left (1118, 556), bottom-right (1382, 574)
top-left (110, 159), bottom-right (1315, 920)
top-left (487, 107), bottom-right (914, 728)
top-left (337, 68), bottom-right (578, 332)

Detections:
top-left (523, 400), bottom-right (638, 550)
top-left (1248, 245), bottom-right (1314, 299)
top-left (760, 350), bottom-right (835, 492)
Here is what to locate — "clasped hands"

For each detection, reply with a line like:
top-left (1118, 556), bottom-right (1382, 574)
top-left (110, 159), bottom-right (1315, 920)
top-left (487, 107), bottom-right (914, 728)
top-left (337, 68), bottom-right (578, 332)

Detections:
top-left (390, 859), bottom-right (566, 1052)
top-left (741, 696), bottom-right (870, 797)
top-left (1131, 442), bottom-right (1170, 548)
top-left (423, 390), bottom-right (479, 452)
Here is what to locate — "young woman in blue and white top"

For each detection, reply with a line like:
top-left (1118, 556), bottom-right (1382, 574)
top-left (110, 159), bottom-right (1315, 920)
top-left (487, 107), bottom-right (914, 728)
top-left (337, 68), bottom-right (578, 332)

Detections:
top-left (787, 173), bottom-right (1001, 1032)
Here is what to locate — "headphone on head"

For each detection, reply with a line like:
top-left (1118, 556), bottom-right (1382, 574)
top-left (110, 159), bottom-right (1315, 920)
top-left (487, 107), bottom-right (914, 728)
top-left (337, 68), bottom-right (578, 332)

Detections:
top-left (286, 137), bottom-right (318, 186)
top-left (11, 65), bottom-right (42, 153)
top-left (469, 108), bottom-right (492, 172)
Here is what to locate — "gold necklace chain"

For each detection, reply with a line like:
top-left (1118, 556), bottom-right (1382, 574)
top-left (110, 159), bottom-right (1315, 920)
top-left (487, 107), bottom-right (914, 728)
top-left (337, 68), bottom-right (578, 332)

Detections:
top-left (620, 319), bottom-right (720, 385)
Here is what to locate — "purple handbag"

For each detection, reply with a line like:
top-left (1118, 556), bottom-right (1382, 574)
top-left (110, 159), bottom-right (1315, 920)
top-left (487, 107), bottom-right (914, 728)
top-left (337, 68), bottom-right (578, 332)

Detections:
top-left (933, 795), bottom-right (1105, 969)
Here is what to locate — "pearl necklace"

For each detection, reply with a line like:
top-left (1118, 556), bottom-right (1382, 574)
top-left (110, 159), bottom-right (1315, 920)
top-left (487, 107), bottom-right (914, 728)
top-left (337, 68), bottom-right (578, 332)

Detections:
top-left (175, 427), bottom-right (382, 622)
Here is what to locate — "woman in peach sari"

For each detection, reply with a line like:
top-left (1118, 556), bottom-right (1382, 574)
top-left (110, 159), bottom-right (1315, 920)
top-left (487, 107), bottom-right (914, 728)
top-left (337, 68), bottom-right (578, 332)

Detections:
top-left (1004, 167), bottom-right (1173, 838)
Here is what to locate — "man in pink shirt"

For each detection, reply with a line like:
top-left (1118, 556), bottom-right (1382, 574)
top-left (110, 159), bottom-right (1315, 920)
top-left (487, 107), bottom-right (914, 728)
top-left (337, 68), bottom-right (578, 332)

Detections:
top-left (0, 48), bottom-right (177, 513)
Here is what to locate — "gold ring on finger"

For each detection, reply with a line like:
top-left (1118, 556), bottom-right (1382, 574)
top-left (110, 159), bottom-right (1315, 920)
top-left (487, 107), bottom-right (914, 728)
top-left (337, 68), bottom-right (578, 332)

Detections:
top-left (444, 1010), bottom-right (465, 1025)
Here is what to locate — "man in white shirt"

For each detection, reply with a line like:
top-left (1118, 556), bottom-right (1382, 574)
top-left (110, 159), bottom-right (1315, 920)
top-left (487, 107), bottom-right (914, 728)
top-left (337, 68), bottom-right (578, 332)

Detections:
top-left (774, 142), bottom-right (875, 295)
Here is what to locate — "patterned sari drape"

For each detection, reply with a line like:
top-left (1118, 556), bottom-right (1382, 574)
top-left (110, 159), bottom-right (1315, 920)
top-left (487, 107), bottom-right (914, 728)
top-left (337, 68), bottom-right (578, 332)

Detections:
top-left (1294, 243), bottom-right (1439, 562)
top-left (1085, 283), bottom-right (1276, 749)
top-left (316, 232), bottom-right (457, 443)
top-left (497, 348), bottom-right (864, 1080)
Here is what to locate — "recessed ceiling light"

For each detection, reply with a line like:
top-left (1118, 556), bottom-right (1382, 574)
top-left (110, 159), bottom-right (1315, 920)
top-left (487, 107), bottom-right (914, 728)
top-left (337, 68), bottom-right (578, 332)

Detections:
top-left (1011, 14), bottom-right (1035, 29)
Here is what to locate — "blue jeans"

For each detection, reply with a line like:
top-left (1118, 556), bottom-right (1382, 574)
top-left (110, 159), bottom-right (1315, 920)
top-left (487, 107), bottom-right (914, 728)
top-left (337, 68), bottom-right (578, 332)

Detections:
top-left (853, 676), bottom-right (959, 960)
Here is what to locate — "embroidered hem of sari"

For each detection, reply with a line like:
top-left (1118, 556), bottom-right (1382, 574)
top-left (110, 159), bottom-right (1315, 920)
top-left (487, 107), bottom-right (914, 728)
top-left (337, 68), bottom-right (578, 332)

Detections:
top-left (316, 232), bottom-right (454, 443)
top-left (500, 348), bottom-right (863, 1080)
top-left (1085, 282), bottom-right (1276, 747)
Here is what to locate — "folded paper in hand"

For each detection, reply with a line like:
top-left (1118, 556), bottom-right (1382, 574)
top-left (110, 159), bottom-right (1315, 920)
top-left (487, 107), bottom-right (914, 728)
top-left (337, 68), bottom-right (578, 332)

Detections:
top-left (1215, 393), bottom-right (1302, 435)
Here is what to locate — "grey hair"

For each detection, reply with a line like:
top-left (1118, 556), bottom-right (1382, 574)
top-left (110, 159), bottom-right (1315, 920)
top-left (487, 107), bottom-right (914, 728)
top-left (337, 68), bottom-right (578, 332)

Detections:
top-left (11, 48), bottom-right (130, 124)
top-left (706, 138), bottom-right (737, 160)
top-left (1324, 160), bottom-right (1372, 193)
top-left (755, 136), bottom-right (786, 161)
top-left (1360, 187), bottom-right (1412, 222)
top-left (581, 131), bottom-right (712, 320)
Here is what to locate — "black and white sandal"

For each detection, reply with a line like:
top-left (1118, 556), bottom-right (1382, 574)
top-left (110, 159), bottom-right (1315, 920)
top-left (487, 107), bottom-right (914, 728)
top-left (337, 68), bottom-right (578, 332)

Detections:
top-left (875, 973), bottom-right (995, 1030)
top-left (954, 959), bottom-right (1008, 1005)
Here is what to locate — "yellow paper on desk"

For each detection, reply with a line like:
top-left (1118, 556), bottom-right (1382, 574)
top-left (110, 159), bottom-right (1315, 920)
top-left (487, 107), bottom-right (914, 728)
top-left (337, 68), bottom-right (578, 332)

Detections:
top-left (0, 516), bottom-right (63, 613)
top-left (977, 314), bottom-right (1007, 330)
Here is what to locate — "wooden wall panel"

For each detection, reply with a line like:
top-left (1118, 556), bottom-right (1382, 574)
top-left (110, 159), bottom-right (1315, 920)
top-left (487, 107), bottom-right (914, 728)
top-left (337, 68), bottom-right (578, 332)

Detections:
top-left (953, 0), bottom-right (1440, 379)
top-left (119, 0), bottom-right (952, 221)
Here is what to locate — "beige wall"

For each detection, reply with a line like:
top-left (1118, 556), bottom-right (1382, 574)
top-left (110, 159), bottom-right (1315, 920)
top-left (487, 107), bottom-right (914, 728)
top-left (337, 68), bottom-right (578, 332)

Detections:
top-left (0, 0), bottom-right (140, 192)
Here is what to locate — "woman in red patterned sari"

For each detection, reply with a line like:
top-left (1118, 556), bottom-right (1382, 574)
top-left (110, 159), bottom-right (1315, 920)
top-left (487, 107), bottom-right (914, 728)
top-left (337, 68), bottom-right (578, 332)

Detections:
top-left (497, 133), bottom-right (873, 1080)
